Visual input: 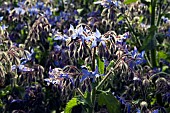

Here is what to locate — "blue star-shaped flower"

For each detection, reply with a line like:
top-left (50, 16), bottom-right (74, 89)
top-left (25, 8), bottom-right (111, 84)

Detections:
top-left (129, 47), bottom-right (146, 69)
top-left (91, 29), bottom-right (108, 48)
top-left (80, 66), bottom-right (100, 82)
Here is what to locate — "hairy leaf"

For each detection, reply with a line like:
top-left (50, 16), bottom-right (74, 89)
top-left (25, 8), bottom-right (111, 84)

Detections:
top-left (97, 56), bottom-right (104, 74)
top-left (158, 51), bottom-right (168, 62)
top-left (65, 98), bottom-right (79, 113)
top-left (106, 60), bottom-right (114, 72)
top-left (140, 26), bottom-right (157, 51)
top-left (0, 85), bottom-right (12, 98)
top-left (124, 0), bottom-right (138, 5)
top-left (98, 92), bottom-right (121, 113)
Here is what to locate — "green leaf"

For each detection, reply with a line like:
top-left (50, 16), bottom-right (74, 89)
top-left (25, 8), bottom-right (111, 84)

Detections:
top-left (149, 4), bottom-right (152, 14)
top-left (156, 33), bottom-right (165, 44)
top-left (21, 29), bottom-right (24, 36)
top-left (150, 98), bottom-right (156, 105)
top-left (140, 26), bottom-right (157, 51)
top-left (98, 92), bottom-right (121, 113)
top-left (84, 91), bottom-right (93, 106)
top-left (166, 107), bottom-right (170, 113)
top-left (64, 98), bottom-right (79, 113)
top-left (77, 8), bottom-right (84, 14)
top-left (132, 99), bottom-right (142, 104)
top-left (163, 13), bottom-right (170, 18)
top-left (97, 56), bottom-right (104, 74)
top-left (117, 15), bottom-right (124, 23)
top-left (106, 60), bottom-right (114, 72)
top-left (162, 66), bottom-right (169, 71)
top-left (158, 51), bottom-right (168, 62)
top-left (0, 85), bottom-right (12, 98)
top-left (14, 85), bottom-right (25, 98)
top-left (139, 16), bottom-right (144, 23)
top-left (124, 0), bottom-right (138, 4)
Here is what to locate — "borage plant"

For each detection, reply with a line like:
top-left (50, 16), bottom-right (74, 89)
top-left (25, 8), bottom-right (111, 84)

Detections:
top-left (0, 0), bottom-right (170, 113)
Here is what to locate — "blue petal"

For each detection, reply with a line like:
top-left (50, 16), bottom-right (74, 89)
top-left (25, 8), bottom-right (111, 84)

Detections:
top-left (95, 28), bottom-right (101, 38)
top-left (69, 24), bottom-right (74, 31)
top-left (84, 36), bottom-right (92, 42)
top-left (136, 109), bottom-right (141, 113)
top-left (77, 25), bottom-right (84, 35)
top-left (82, 69), bottom-right (91, 76)
top-left (91, 40), bottom-right (97, 48)
top-left (132, 46), bottom-right (137, 57)
top-left (54, 36), bottom-right (63, 40)
top-left (59, 74), bottom-right (69, 79)
top-left (152, 109), bottom-right (159, 113)
top-left (0, 16), bottom-right (3, 21)
top-left (69, 78), bottom-right (75, 85)
top-left (28, 7), bottom-right (39, 15)
top-left (12, 65), bottom-right (17, 70)
top-left (21, 60), bottom-right (28, 65)
top-left (71, 33), bottom-right (77, 39)
top-left (45, 8), bottom-right (52, 16)
top-left (107, 0), bottom-right (112, 3)
top-left (101, 41), bottom-right (106, 47)
top-left (80, 75), bottom-right (88, 82)
top-left (54, 61), bottom-right (60, 66)
top-left (1, 25), bottom-right (8, 30)
top-left (129, 61), bottom-right (135, 69)
top-left (127, 104), bottom-right (131, 113)
top-left (36, 2), bottom-right (44, 9)
top-left (14, 7), bottom-right (25, 15)
top-left (140, 51), bottom-right (145, 58)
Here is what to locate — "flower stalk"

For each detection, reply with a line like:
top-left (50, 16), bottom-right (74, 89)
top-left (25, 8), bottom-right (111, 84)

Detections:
top-left (150, 0), bottom-right (157, 68)
top-left (96, 54), bottom-right (128, 90)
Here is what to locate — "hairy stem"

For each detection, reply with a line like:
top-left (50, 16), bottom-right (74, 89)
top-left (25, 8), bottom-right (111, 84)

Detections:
top-left (124, 16), bottom-right (152, 67)
top-left (150, 0), bottom-right (157, 67)
top-left (92, 47), bottom-right (96, 71)
top-left (96, 54), bottom-right (128, 90)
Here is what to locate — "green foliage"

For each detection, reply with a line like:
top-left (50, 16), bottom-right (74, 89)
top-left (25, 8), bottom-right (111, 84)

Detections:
top-left (0, 0), bottom-right (170, 112)
top-left (97, 56), bottom-right (104, 74)
top-left (106, 60), bottom-right (114, 72)
top-left (141, 26), bottom-right (157, 51)
top-left (156, 33), bottom-right (165, 44)
top-left (83, 91), bottom-right (93, 107)
top-left (64, 98), bottom-right (79, 113)
top-left (124, 0), bottom-right (138, 5)
top-left (117, 15), bottom-right (124, 23)
top-left (158, 51), bottom-right (167, 61)
top-left (0, 85), bottom-right (12, 98)
top-left (98, 91), bottom-right (121, 113)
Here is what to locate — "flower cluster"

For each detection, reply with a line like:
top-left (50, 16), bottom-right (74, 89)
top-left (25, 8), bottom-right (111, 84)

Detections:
top-left (0, 0), bottom-right (170, 113)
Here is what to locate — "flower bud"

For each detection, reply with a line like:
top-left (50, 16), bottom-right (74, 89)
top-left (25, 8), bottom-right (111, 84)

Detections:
top-left (155, 77), bottom-right (168, 93)
top-left (140, 101), bottom-right (148, 110)
top-left (134, 16), bottom-right (140, 23)
top-left (102, 19), bottom-right (107, 25)
top-left (155, 77), bottom-right (167, 85)
top-left (142, 79), bottom-right (150, 87)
